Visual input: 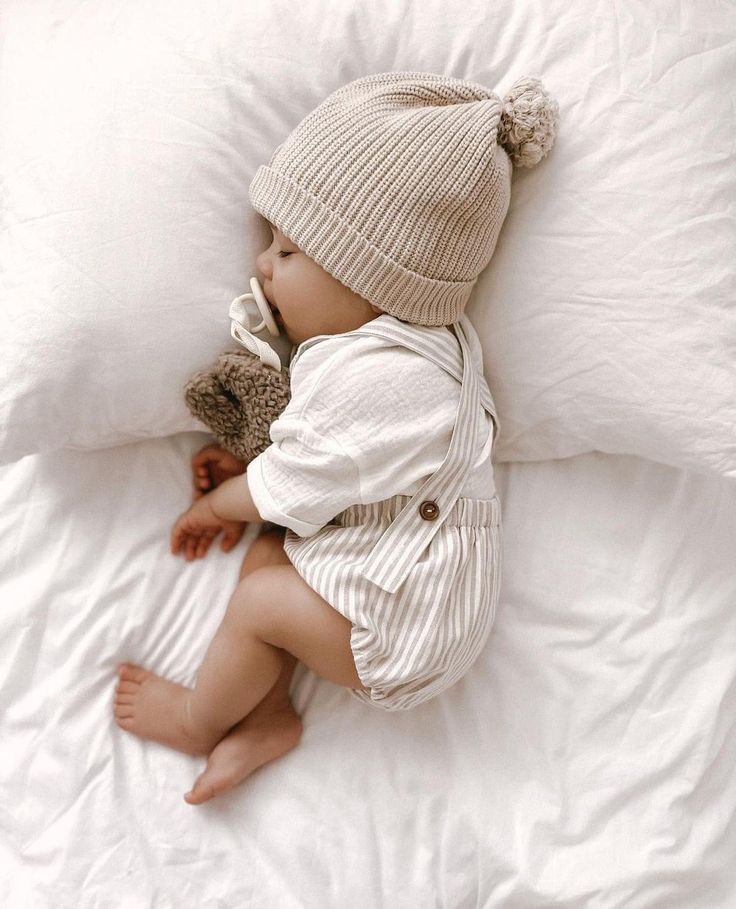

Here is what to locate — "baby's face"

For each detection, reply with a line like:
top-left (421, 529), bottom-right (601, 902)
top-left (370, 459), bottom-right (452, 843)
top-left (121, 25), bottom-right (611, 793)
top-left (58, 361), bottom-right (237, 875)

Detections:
top-left (255, 221), bottom-right (380, 345)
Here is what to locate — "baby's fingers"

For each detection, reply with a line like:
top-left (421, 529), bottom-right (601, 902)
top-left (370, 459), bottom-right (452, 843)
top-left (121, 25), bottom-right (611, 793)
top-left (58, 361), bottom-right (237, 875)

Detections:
top-left (185, 529), bottom-right (211, 561)
top-left (171, 517), bottom-right (188, 555)
top-left (195, 529), bottom-right (219, 559)
top-left (171, 517), bottom-right (207, 559)
top-left (192, 445), bottom-right (221, 470)
top-left (220, 524), bottom-right (245, 553)
top-left (192, 465), bottom-right (213, 500)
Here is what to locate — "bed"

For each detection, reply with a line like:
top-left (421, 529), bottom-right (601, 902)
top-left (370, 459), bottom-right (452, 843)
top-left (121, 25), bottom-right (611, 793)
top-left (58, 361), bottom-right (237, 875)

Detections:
top-left (1, 1), bottom-right (734, 907)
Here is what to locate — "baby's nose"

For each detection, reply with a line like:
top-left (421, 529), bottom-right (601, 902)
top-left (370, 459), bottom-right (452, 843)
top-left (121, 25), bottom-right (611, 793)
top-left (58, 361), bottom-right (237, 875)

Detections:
top-left (255, 248), bottom-right (272, 279)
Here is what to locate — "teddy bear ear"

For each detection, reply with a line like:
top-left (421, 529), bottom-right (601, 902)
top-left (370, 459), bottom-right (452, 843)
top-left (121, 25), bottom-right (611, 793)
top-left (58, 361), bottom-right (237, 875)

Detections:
top-left (497, 77), bottom-right (559, 168)
top-left (184, 367), bottom-right (248, 458)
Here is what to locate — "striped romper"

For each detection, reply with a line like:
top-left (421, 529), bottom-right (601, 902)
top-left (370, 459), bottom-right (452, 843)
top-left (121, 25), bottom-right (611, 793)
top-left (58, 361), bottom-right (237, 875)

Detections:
top-left (282, 316), bottom-right (502, 712)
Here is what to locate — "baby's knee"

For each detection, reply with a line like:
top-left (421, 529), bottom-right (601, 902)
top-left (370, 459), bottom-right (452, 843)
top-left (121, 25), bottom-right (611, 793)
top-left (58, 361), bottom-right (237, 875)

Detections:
top-left (227, 565), bottom-right (288, 635)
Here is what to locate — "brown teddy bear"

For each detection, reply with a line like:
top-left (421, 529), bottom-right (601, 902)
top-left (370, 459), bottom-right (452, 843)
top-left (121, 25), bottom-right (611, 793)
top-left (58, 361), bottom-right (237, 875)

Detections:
top-left (184, 348), bottom-right (290, 464)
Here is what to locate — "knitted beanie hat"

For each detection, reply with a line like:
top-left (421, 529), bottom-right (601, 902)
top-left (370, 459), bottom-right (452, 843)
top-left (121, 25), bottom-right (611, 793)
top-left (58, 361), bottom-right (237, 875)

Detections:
top-left (249, 72), bottom-right (559, 326)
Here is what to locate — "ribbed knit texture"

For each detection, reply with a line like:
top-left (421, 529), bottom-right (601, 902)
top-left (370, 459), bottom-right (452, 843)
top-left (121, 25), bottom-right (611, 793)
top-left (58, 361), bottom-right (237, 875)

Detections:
top-left (249, 72), bottom-right (558, 326)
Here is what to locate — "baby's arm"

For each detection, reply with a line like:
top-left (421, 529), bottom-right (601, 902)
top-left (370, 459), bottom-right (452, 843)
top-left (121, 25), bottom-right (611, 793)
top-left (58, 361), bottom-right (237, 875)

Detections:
top-left (171, 475), bottom-right (262, 561)
top-left (209, 474), bottom-right (262, 523)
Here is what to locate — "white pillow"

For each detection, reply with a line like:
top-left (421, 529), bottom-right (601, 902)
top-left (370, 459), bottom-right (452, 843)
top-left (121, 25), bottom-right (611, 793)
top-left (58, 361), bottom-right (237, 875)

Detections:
top-left (1, 0), bottom-right (734, 477)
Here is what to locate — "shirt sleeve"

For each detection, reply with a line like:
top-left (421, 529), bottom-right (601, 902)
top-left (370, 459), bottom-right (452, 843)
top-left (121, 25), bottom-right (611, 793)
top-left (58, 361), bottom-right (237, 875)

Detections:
top-left (247, 410), bottom-right (361, 537)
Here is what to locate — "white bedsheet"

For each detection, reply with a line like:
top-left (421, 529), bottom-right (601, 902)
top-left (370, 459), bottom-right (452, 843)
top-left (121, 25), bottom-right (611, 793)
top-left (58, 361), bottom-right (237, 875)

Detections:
top-left (1, 435), bottom-right (735, 907)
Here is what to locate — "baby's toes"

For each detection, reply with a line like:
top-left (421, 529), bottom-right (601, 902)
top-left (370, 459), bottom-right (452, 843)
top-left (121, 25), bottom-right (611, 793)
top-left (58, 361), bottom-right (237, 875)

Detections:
top-left (115, 680), bottom-right (139, 696)
top-left (118, 663), bottom-right (148, 685)
top-left (114, 698), bottom-right (134, 720)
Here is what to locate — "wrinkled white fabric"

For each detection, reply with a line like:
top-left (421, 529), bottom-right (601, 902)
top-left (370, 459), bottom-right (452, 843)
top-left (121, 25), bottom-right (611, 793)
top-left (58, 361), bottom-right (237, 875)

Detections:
top-left (2, 436), bottom-right (736, 907)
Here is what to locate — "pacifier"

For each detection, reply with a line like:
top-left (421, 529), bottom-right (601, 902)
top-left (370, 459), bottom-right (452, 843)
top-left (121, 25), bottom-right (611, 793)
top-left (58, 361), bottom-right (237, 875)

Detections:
top-left (228, 277), bottom-right (292, 372)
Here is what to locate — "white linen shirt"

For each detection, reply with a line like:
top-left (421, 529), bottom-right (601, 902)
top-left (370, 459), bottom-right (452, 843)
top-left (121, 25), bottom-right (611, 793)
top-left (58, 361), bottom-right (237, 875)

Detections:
top-left (246, 315), bottom-right (496, 538)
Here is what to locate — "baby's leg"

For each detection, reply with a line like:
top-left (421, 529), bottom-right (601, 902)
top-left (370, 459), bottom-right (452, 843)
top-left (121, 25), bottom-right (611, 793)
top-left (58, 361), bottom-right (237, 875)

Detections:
top-left (184, 650), bottom-right (300, 804)
top-left (114, 559), bottom-right (362, 757)
top-left (185, 530), bottom-right (303, 804)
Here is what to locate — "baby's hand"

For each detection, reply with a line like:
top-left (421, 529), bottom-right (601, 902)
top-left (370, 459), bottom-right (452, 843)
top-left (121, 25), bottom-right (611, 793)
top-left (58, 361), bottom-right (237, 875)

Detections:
top-left (171, 493), bottom-right (246, 561)
top-left (191, 445), bottom-right (246, 501)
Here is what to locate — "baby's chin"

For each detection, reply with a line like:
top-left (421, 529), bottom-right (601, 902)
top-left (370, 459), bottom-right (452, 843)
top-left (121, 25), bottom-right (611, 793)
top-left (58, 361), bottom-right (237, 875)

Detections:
top-left (284, 322), bottom-right (320, 345)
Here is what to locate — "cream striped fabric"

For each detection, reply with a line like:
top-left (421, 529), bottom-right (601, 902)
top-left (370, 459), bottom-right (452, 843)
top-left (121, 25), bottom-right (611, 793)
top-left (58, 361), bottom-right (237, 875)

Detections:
top-left (283, 317), bottom-right (502, 711)
top-left (285, 494), bottom-right (501, 711)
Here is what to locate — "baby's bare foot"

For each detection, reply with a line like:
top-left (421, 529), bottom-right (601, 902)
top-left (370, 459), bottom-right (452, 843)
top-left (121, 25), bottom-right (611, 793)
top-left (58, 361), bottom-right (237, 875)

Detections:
top-left (114, 664), bottom-right (220, 756)
top-left (184, 702), bottom-right (303, 804)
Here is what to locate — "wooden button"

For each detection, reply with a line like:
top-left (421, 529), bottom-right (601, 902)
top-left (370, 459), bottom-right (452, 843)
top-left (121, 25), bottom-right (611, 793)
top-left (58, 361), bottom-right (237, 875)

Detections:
top-left (419, 500), bottom-right (440, 521)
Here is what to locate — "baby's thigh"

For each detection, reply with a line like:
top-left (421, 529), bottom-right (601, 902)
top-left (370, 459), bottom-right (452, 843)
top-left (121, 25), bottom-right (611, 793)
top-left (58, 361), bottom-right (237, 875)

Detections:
top-left (241, 564), bottom-right (363, 691)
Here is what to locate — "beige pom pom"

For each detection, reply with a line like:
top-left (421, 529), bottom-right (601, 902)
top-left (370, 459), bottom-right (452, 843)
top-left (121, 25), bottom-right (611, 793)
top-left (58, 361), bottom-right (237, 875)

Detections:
top-left (498, 77), bottom-right (559, 168)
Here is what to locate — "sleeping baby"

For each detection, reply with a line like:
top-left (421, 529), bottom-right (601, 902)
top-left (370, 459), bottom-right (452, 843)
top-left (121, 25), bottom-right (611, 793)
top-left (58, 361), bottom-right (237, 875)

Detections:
top-left (112, 71), bottom-right (558, 803)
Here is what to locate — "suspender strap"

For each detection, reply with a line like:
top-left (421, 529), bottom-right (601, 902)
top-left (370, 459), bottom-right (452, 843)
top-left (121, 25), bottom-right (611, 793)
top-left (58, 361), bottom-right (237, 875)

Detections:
top-left (332, 317), bottom-right (497, 419)
top-left (358, 320), bottom-right (484, 593)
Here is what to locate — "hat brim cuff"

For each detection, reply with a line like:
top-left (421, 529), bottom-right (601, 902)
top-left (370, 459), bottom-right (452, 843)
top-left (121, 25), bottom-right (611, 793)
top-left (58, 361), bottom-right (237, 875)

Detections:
top-left (248, 165), bottom-right (473, 327)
